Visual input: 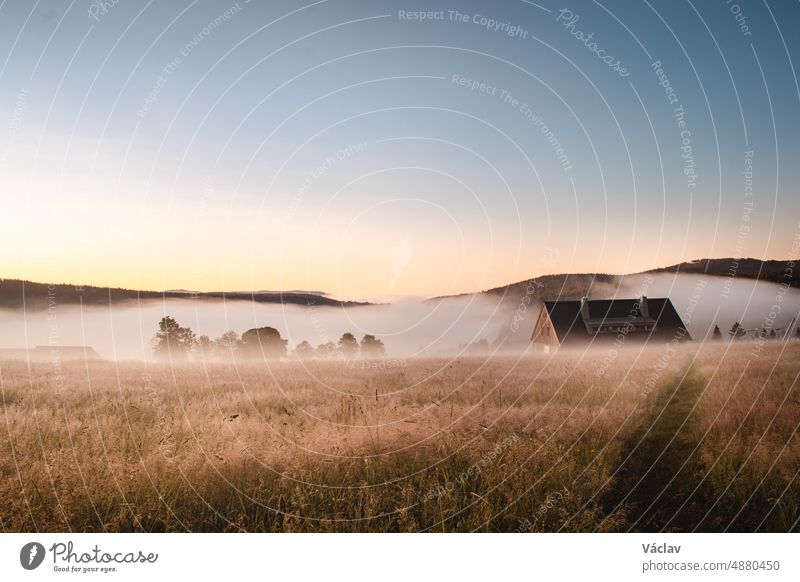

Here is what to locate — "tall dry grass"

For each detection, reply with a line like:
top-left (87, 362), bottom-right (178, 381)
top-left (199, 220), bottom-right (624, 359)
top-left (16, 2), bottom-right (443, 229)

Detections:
top-left (0, 342), bottom-right (797, 532)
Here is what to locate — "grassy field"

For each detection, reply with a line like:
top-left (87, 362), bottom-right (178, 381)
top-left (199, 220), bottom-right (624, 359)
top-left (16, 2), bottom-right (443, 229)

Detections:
top-left (1, 342), bottom-right (798, 532)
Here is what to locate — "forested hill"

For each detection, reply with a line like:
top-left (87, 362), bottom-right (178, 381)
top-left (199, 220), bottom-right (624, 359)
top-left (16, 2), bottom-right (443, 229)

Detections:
top-left (430, 257), bottom-right (797, 305)
top-left (430, 273), bottom-right (621, 304)
top-left (0, 279), bottom-right (370, 311)
top-left (647, 258), bottom-right (798, 288)
top-left (3, 258), bottom-right (793, 311)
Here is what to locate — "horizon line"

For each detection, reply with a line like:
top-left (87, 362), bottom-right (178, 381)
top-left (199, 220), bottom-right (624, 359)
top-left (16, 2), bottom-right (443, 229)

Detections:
top-left (0, 255), bottom-right (791, 303)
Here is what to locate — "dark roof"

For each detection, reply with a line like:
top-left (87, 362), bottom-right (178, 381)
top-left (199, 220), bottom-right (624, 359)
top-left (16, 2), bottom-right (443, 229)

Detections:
top-left (540, 298), bottom-right (690, 346)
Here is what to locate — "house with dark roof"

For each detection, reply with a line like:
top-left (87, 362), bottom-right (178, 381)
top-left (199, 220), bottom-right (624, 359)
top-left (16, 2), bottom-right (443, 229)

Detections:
top-left (530, 296), bottom-right (691, 352)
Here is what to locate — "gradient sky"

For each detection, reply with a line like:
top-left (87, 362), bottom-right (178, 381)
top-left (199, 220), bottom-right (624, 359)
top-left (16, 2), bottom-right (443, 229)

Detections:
top-left (1, 0), bottom-right (798, 298)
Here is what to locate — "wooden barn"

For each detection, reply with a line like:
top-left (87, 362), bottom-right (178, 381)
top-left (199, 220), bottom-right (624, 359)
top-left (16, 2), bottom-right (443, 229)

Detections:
top-left (530, 296), bottom-right (691, 352)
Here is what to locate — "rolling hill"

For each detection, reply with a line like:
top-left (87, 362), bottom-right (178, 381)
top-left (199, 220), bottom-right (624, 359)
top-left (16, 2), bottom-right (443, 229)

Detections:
top-left (0, 279), bottom-right (370, 311)
top-left (2, 258), bottom-right (793, 312)
top-left (648, 258), bottom-right (798, 288)
top-left (432, 257), bottom-right (797, 305)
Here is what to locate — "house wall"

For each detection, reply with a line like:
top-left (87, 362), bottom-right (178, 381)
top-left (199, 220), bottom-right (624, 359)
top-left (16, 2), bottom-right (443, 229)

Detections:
top-left (531, 309), bottom-right (560, 350)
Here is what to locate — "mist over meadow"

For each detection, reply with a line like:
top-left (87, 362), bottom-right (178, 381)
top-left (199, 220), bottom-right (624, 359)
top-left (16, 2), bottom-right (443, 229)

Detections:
top-left (1, 273), bottom-right (797, 361)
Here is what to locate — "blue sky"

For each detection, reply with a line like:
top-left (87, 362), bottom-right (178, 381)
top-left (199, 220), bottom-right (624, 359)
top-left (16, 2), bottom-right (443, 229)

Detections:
top-left (1, 0), bottom-right (798, 297)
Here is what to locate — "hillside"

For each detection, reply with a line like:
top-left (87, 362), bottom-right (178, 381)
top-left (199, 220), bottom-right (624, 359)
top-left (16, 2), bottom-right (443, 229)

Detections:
top-left (648, 258), bottom-right (798, 288)
top-left (0, 279), bottom-right (369, 311)
top-left (432, 272), bottom-right (622, 304)
top-left (432, 257), bottom-right (796, 305)
top-left (3, 258), bottom-right (793, 312)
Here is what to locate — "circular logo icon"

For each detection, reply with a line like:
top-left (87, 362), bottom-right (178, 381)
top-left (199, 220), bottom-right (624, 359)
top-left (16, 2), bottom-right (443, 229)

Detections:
top-left (20, 542), bottom-right (46, 570)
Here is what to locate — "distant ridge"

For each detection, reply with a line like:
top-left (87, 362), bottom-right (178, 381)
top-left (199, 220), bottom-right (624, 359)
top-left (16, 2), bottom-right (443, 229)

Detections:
top-left (429, 272), bottom-right (619, 304)
top-left (3, 258), bottom-right (794, 311)
top-left (429, 257), bottom-right (797, 303)
top-left (0, 279), bottom-right (370, 311)
top-left (647, 257), bottom-right (798, 288)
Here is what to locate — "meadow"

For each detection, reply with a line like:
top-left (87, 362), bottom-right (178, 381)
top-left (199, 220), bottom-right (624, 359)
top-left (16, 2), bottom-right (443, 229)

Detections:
top-left (1, 341), bottom-right (798, 532)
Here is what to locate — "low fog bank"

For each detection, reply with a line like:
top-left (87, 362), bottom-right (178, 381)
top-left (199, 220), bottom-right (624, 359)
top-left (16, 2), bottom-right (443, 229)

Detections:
top-left (1, 273), bottom-right (797, 361)
top-left (496, 273), bottom-right (800, 349)
top-left (619, 272), bottom-right (799, 339)
top-left (0, 294), bottom-right (512, 361)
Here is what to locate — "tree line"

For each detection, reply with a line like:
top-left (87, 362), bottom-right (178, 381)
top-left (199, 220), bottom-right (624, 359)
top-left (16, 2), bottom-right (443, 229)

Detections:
top-left (712, 321), bottom-right (800, 341)
top-left (152, 316), bottom-right (385, 361)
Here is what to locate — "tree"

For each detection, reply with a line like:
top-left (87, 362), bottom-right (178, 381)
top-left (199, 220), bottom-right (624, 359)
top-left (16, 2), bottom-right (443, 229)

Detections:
top-left (315, 341), bottom-right (337, 359)
top-left (201, 330), bottom-right (240, 361)
top-left (360, 334), bottom-right (385, 358)
top-left (215, 330), bottom-right (240, 353)
top-left (294, 340), bottom-right (314, 359)
top-left (240, 327), bottom-right (288, 359)
top-left (466, 339), bottom-right (490, 355)
top-left (712, 325), bottom-right (722, 340)
top-left (197, 335), bottom-right (212, 355)
top-left (338, 332), bottom-right (359, 358)
top-left (729, 321), bottom-right (746, 341)
top-left (153, 316), bottom-right (196, 361)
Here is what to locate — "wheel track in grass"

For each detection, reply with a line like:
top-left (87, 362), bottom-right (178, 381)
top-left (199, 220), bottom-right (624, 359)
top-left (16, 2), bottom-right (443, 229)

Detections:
top-left (601, 364), bottom-right (709, 531)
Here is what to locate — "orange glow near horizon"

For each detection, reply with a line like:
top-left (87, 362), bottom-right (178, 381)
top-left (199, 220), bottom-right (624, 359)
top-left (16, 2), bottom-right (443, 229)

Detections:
top-left (1, 165), bottom-right (793, 299)
top-left (1, 234), bottom-right (774, 300)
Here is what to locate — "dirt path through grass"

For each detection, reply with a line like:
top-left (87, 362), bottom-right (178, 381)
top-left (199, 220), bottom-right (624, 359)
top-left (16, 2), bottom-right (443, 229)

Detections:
top-left (601, 364), bottom-right (710, 531)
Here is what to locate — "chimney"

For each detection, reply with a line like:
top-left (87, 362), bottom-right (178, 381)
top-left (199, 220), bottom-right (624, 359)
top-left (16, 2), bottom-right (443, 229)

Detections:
top-left (639, 296), bottom-right (649, 319)
top-left (580, 296), bottom-right (590, 321)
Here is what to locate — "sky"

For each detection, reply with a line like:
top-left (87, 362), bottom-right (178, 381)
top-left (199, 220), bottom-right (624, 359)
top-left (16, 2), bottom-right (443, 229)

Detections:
top-left (0, 0), bottom-right (798, 299)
